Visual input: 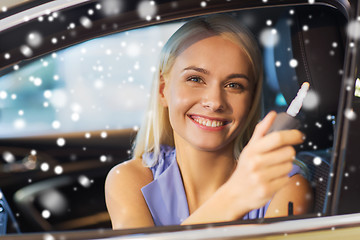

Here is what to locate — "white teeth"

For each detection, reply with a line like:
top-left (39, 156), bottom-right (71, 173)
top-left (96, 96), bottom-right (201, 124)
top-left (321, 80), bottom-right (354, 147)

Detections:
top-left (192, 117), bottom-right (225, 127)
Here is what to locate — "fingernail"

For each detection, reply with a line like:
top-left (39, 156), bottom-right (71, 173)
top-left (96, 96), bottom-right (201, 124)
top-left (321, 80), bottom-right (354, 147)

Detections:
top-left (302, 134), bottom-right (306, 141)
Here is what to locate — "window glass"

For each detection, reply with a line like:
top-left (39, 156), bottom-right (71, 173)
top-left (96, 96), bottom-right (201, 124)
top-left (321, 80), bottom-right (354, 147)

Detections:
top-left (0, 23), bottom-right (183, 137)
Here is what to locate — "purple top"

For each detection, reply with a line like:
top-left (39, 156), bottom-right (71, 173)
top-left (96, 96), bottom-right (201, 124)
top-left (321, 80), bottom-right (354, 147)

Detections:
top-left (141, 145), bottom-right (301, 226)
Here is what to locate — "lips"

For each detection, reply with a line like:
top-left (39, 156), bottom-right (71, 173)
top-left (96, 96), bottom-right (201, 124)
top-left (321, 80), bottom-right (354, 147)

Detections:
top-left (188, 115), bottom-right (230, 128)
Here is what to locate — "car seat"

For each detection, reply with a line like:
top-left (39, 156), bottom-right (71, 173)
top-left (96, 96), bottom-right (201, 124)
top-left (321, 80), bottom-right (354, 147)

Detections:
top-left (264, 5), bottom-right (347, 214)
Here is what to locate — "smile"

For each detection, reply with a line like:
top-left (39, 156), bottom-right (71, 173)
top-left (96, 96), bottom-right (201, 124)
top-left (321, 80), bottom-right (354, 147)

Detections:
top-left (189, 115), bottom-right (229, 128)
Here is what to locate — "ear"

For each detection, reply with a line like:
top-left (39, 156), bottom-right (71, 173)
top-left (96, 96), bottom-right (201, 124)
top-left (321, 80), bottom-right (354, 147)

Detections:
top-left (159, 74), bottom-right (168, 107)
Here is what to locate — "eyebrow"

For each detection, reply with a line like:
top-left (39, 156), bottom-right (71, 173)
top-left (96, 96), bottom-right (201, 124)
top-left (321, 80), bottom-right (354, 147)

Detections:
top-left (182, 66), bottom-right (250, 81)
top-left (183, 66), bottom-right (209, 75)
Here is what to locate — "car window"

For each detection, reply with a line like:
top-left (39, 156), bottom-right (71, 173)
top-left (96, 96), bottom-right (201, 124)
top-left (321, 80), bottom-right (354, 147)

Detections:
top-left (0, 1), bottom-right (348, 236)
top-left (0, 23), bottom-right (183, 138)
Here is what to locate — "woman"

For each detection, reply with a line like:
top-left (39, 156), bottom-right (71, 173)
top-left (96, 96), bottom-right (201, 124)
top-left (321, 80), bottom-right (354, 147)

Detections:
top-left (105, 14), bottom-right (312, 229)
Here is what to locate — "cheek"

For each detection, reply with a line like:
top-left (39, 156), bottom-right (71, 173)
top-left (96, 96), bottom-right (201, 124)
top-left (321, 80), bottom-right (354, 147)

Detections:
top-left (232, 94), bottom-right (252, 122)
top-left (165, 86), bottom-right (196, 129)
top-left (168, 84), bottom-right (196, 112)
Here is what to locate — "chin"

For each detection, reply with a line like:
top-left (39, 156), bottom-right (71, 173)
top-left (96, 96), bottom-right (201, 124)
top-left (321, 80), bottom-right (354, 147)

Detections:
top-left (190, 140), bottom-right (232, 153)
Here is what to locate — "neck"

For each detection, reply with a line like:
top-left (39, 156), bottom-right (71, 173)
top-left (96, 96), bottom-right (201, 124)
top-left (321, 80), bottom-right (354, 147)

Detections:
top-left (174, 137), bottom-right (236, 214)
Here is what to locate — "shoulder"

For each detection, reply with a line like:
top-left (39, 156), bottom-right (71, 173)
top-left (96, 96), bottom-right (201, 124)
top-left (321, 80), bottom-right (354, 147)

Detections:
top-left (105, 158), bottom-right (154, 229)
top-left (265, 174), bottom-right (313, 218)
top-left (106, 157), bottom-right (153, 187)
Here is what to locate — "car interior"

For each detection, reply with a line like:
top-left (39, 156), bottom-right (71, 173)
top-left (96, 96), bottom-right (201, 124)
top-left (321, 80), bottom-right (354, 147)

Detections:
top-left (0, 0), bottom-right (355, 238)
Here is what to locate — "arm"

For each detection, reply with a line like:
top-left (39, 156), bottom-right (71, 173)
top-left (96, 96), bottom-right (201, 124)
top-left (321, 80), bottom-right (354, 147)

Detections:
top-left (265, 174), bottom-right (313, 217)
top-left (106, 112), bottom-right (307, 228)
top-left (183, 112), bottom-right (306, 224)
top-left (104, 159), bottom-right (155, 229)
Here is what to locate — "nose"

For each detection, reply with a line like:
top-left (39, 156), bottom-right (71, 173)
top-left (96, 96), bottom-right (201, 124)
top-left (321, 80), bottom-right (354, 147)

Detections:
top-left (201, 85), bottom-right (226, 112)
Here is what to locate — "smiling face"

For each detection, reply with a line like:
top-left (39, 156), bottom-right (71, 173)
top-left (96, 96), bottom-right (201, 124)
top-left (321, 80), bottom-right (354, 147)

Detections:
top-left (160, 35), bottom-right (254, 153)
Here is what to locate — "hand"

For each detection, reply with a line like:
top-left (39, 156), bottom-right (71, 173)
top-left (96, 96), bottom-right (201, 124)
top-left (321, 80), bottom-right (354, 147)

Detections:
top-left (226, 111), bottom-right (304, 215)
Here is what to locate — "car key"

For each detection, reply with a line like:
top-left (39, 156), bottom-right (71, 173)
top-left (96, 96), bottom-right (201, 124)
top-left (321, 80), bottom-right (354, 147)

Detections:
top-left (267, 82), bottom-right (310, 134)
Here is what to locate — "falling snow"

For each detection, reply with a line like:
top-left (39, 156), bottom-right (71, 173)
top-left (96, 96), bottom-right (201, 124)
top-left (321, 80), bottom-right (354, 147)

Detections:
top-left (54, 165), bottom-right (63, 175)
top-left (100, 0), bottom-right (122, 16)
top-left (259, 28), bottom-right (279, 47)
top-left (80, 16), bottom-right (93, 29)
top-left (71, 113), bottom-right (80, 122)
top-left (302, 90), bottom-right (320, 110)
top-left (289, 59), bottom-right (298, 68)
top-left (347, 20), bottom-right (360, 39)
top-left (20, 45), bottom-right (33, 57)
top-left (57, 138), bottom-right (66, 147)
top-left (42, 209), bottom-right (51, 219)
top-left (0, 91), bottom-right (7, 99)
top-left (3, 151), bottom-right (15, 163)
top-left (14, 119), bottom-right (26, 129)
top-left (101, 131), bottom-right (107, 138)
top-left (78, 175), bottom-right (91, 187)
top-left (44, 90), bottom-right (52, 99)
top-left (100, 155), bottom-right (107, 162)
top-left (43, 234), bottom-right (55, 240)
top-left (315, 122), bottom-right (322, 128)
top-left (313, 157), bottom-right (322, 166)
top-left (137, 1), bottom-right (157, 20)
top-left (34, 78), bottom-right (43, 86)
top-left (41, 162), bottom-right (50, 172)
top-left (52, 121), bottom-right (61, 129)
top-left (69, 23), bottom-right (76, 29)
top-left (344, 108), bottom-right (357, 120)
top-left (27, 32), bottom-right (43, 48)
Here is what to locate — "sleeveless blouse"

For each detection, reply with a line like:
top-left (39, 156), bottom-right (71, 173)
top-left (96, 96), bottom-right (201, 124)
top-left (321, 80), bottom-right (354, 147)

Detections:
top-left (141, 145), bottom-right (302, 226)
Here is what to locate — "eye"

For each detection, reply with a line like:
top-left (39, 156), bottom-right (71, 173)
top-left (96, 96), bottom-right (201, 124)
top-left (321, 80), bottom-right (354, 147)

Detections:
top-left (225, 82), bottom-right (245, 90)
top-left (187, 76), bottom-right (204, 83)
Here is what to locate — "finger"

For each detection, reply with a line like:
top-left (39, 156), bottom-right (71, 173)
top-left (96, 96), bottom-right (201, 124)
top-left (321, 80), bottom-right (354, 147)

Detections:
top-left (260, 161), bottom-right (294, 181)
top-left (253, 129), bottom-right (304, 154)
top-left (248, 111), bottom-right (277, 143)
top-left (257, 146), bottom-right (296, 168)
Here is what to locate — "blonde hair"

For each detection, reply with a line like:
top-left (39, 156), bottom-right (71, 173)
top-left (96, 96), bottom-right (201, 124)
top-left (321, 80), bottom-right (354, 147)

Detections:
top-left (133, 14), bottom-right (263, 167)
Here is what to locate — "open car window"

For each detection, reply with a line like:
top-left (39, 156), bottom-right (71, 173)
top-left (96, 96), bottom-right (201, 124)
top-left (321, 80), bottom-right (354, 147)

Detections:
top-left (0, 0), bottom-right (354, 238)
top-left (0, 22), bottom-right (183, 137)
